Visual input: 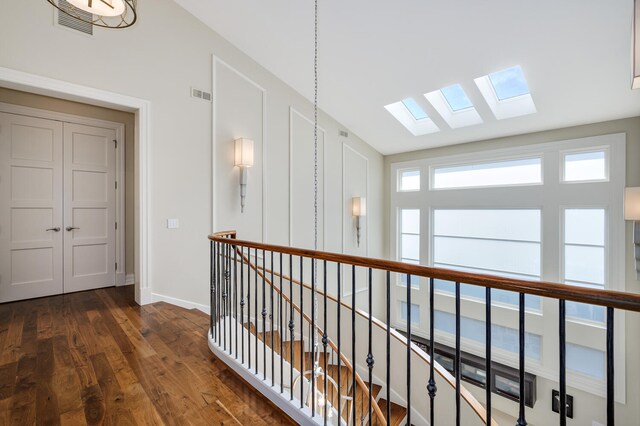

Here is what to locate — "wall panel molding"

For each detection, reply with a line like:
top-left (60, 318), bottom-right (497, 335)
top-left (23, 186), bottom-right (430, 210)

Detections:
top-left (288, 107), bottom-right (326, 250)
top-left (212, 55), bottom-right (268, 242)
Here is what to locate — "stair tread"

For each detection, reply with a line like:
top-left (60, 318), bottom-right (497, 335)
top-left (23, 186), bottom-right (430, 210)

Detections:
top-left (376, 398), bottom-right (407, 426)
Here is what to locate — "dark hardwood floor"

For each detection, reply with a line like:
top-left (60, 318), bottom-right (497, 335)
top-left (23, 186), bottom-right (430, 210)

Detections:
top-left (0, 286), bottom-right (295, 425)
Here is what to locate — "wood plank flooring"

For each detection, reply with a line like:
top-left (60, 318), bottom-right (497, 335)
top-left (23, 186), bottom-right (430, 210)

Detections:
top-left (0, 286), bottom-right (296, 425)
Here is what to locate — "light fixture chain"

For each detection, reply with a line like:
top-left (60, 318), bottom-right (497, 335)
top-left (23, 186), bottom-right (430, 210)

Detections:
top-left (312, 0), bottom-right (320, 375)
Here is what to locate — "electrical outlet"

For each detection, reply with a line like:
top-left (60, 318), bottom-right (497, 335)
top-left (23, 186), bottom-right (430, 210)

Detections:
top-left (552, 389), bottom-right (573, 418)
top-left (167, 218), bottom-right (179, 229)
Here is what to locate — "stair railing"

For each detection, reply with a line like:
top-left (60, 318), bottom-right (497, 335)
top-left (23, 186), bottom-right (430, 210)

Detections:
top-left (209, 230), bottom-right (640, 426)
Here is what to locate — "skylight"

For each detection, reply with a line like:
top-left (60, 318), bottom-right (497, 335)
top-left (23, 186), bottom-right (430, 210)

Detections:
top-left (488, 66), bottom-right (530, 100)
top-left (440, 84), bottom-right (473, 111)
top-left (401, 98), bottom-right (428, 120)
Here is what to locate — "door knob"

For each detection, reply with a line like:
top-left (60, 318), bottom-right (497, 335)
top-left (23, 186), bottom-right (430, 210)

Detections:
top-left (46, 227), bottom-right (61, 232)
top-left (66, 226), bottom-right (80, 231)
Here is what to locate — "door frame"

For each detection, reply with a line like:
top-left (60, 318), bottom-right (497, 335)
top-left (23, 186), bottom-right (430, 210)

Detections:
top-left (0, 102), bottom-right (126, 287)
top-left (0, 66), bottom-right (152, 305)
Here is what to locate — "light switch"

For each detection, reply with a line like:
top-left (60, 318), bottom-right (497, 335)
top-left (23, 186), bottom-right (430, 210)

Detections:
top-left (167, 218), bottom-right (179, 229)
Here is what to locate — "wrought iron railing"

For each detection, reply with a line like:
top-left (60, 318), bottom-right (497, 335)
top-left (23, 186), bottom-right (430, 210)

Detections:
top-left (209, 231), bottom-right (640, 426)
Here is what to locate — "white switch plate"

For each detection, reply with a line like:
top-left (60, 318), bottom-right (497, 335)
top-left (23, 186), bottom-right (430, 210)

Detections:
top-left (167, 218), bottom-right (179, 229)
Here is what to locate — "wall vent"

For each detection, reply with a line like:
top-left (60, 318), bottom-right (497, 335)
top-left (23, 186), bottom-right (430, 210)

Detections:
top-left (191, 87), bottom-right (213, 102)
top-left (339, 130), bottom-right (349, 138)
top-left (57, 0), bottom-right (93, 36)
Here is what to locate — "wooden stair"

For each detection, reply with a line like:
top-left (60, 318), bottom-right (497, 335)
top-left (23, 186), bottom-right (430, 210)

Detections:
top-left (377, 398), bottom-right (408, 426)
top-left (241, 324), bottom-right (408, 425)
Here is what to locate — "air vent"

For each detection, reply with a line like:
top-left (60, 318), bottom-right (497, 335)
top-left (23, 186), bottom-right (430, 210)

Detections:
top-left (191, 87), bottom-right (213, 102)
top-left (339, 130), bottom-right (349, 138)
top-left (57, 0), bottom-right (93, 36)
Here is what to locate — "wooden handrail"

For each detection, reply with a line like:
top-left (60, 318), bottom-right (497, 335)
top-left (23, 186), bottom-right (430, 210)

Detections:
top-left (210, 231), bottom-right (640, 312)
top-left (234, 248), bottom-right (388, 426)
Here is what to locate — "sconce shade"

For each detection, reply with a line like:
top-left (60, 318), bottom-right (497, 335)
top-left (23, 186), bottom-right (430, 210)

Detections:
top-left (625, 187), bottom-right (640, 220)
top-left (234, 138), bottom-right (254, 167)
top-left (352, 197), bottom-right (367, 217)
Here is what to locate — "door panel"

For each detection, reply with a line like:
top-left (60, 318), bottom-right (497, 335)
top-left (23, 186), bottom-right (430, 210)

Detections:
top-left (63, 123), bottom-right (116, 293)
top-left (0, 113), bottom-right (63, 303)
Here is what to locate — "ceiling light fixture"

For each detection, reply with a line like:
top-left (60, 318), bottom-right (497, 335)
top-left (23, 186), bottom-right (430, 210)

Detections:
top-left (46, 0), bottom-right (137, 29)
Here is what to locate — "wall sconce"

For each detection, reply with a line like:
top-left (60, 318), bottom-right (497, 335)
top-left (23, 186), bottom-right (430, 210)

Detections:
top-left (352, 197), bottom-right (366, 247)
top-left (624, 187), bottom-right (640, 278)
top-left (234, 138), bottom-right (254, 213)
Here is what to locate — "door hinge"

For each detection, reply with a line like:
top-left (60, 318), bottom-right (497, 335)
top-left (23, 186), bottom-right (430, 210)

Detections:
top-left (115, 181), bottom-right (117, 190)
top-left (114, 139), bottom-right (118, 149)
top-left (115, 222), bottom-right (118, 230)
top-left (115, 262), bottom-right (118, 270)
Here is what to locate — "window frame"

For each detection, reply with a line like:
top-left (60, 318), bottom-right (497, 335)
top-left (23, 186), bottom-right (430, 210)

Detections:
top-left (560, 146), bottom-right (610, 184)
top-left (389, 133), bottom-right (626, 401)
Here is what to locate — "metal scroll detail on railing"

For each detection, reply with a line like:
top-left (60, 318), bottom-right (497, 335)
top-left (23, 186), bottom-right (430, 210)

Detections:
top-left (209, 231), bottom-right (640, 426)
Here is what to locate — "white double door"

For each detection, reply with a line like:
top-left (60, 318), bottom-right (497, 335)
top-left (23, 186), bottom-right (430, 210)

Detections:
top-left (0, 112), bottom-right (116, 303)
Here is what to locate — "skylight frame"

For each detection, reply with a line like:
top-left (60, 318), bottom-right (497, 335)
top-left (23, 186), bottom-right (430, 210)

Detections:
top-left (425, 84), bottom-right (483, 129)
top-left (384, 100), bottom-right (440, 136)
top-left (474, 66), bottom-right (536, 120)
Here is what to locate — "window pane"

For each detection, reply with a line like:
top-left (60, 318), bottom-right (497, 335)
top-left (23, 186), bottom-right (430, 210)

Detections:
top-left (399, 169), bottom-right (420, 191)
top-left (564, 245), bottom-right (605, 285)
top-left (433, 279), bottom-right (541, 310)
top-left (434, 209), bottom-right (540, 242)
top-left (488, 66), bottom-right (530, 100)
top-left (433, 158), bottom-right (542, 189)
top-left (564, 151), bottom-right (606, 182)
top-left (565, 209), bottom-right (605, 246)
top-left (435, 310), bottom-right (541, 360)
top-left (401, 234), bottom-right (420, 261)
top-left (434, 237), bottom-right (541, 277)
top-left (401, 302), bottom-right (420, 324)
top-left (401, 98), bottom-right (428, 120)
top-left (401, 209), bottom-right (420, 234)
top-left (440, 84), bottom-right (473, 111)
top-left (566, 301), bottom-right (605, 323)
top-left (567, 344), bottom-right (604, 379)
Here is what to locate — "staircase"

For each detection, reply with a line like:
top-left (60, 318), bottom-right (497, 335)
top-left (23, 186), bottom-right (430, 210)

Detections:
top-left (242, 323), bottom-right (408, 425)
top-left (208, 232), bottom-right (494, 426)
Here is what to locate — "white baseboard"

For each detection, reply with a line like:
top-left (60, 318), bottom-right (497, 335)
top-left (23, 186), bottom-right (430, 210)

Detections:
top-left (151, 292), bottom-right (210, 314)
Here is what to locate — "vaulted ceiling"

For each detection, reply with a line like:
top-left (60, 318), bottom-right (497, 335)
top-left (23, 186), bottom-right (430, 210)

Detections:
top-left (175, 0), bottom-right (640, 155)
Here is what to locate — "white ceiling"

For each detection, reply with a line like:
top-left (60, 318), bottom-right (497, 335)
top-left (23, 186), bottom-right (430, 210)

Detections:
top-left (174, 0), bottom-right (640, 155)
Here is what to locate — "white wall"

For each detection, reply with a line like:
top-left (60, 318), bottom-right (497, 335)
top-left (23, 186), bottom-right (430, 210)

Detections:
top-left (0, 1), bottom-right (383, 314)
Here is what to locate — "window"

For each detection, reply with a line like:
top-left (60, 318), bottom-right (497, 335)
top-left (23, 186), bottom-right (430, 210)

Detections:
top-left (401, 98), bottom-right (428, 120)
top-left (433, 209), bottom-right (541, 309)
top-left (563, 150), bottom-right (607, 182)
top-left (474, 65), bottom-right (536, 120)
top-left (440, 84), bottom-right (473, 111)
top-left (432, 157), bottom-right (542, 190)
top-left (398, 169), bottom-right (420, 191)
top-left (435, 311), bottom-right (541, 360)
top-left (488, 66), bottom-right (531, 100)
top-left (390, 132), bottom-right (626, 398)
top-left (563, 209), bottom-right (606, 322)
top-left (401, 302), bottom-right (420, 324)
top-left (425, 86), bottom-right (483, 129)
top-left (400, 209), bottom-right (420, 287)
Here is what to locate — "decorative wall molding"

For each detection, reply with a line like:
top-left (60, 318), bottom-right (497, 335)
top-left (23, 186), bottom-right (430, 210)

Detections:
top-left (212, 55), bottom-right (268, 242)
top-left (288, 107), bottom-right (327, 249)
